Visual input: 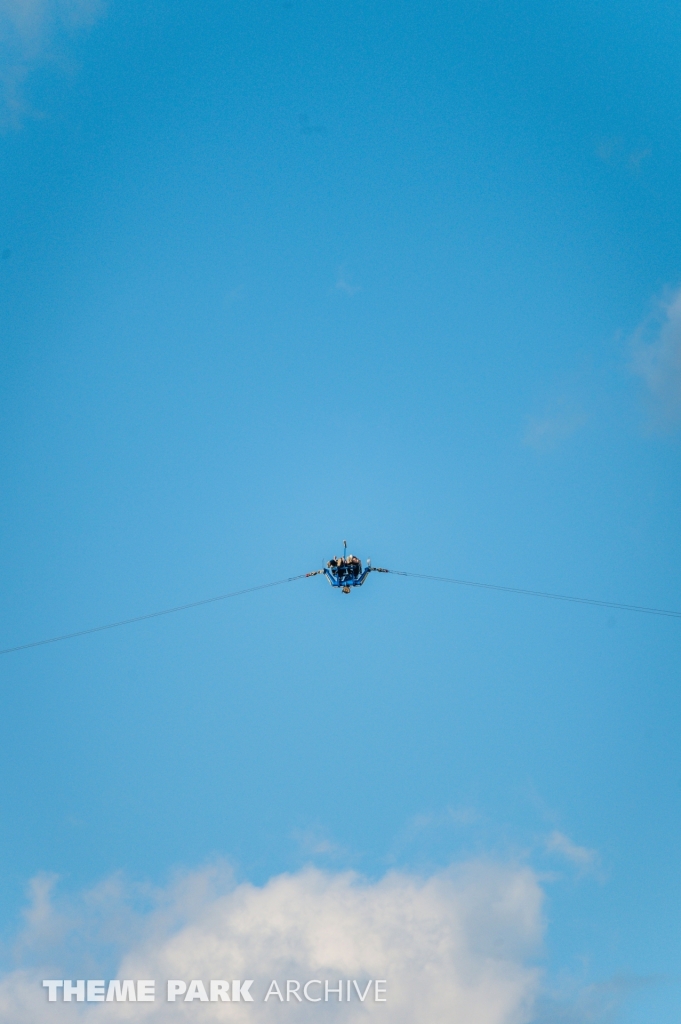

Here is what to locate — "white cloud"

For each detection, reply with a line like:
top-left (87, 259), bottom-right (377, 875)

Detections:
top-left (0, 0), bottom-right (104, 127)
top-left (545, 831), bottom-right (599, 875)
top-left (0, 860), bottom-right (544, 1022)
top-left (630, 287), bottom-right (681, 428)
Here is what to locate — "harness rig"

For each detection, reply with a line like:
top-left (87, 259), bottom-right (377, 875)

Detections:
top-left (306, 541), bottom-right (388, 593)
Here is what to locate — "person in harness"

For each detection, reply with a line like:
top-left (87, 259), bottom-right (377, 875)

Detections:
top-left (307, 543), bottom-right (388, 592)
top-left (326, 553), bottom-right (361, 581)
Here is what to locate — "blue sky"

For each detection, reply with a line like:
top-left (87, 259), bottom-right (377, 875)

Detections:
top-left (0, 1), bottom-right (680, 1021)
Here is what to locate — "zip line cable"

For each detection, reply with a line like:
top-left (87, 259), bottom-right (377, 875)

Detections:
top-left (384, 570), bottom-right (681, 619)
top-left (0, 574), bottom-right (310, 656)
top-left (1, 565), bottom-right (678, 657)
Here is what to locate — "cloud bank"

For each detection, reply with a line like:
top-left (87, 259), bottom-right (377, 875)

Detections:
top-left (630, 287), bottom-right (681, 429)
top-left (0, 860), bottom-right (544, 1022)
top-left (0, 0), bottom-right (103, 127)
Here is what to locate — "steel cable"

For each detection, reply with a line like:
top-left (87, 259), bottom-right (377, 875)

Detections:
top-left (0, 574), bottom-right (311, 656)
top-left (2, 564), bottom-right (678, 658)
top-left (384, 569), bottom-right (681, 619)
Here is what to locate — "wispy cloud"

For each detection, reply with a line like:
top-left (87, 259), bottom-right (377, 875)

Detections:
top-left (630, 286), bottom-right (681, 430)
top-left (534, 972), bottom-right (668, 1023)
top-left (335, 266), bottom-right (361, 296)
top-left (0, 860), bottom-right (543, 1022)
top-left (403, 805), bottom-right (481, 839)
top-left (545, 831), bottom-right (600, 876)
top-left (292, 824), bottom-right (346, 859)
top-left (299, 112), bottom-right (327, 136)
top-left (596, 137), bottom-right (622, 162)
top-left (595, 137), bottom-right (652, 177)
top-left (523, 404), bottom-right (588, 452)
top-left (629, 148), bottom-right (651, 173)
top-left (0, 0), bottom-right (104, 128)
